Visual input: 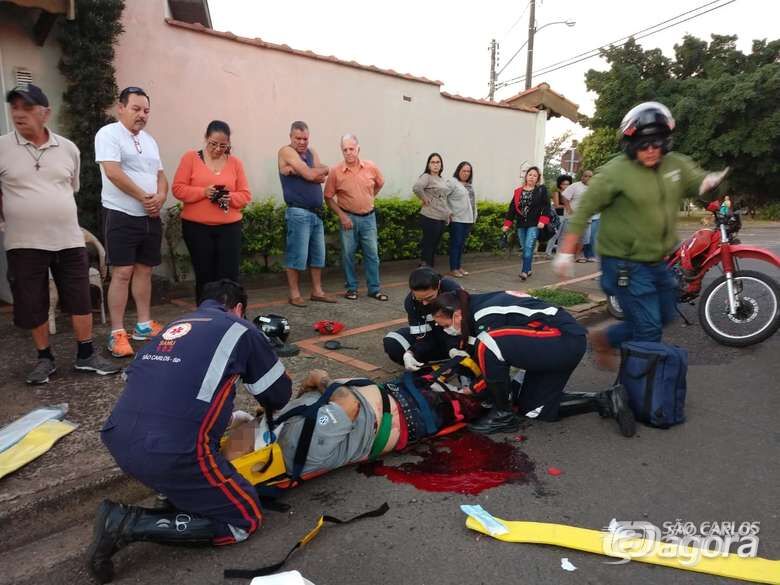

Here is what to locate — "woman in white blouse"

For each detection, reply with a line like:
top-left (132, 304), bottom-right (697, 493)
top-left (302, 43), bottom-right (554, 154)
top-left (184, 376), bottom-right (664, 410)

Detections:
top-left (446, 161), bottom-right (477, 277)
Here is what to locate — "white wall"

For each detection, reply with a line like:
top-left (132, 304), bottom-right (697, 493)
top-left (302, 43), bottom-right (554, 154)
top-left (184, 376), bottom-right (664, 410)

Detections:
top-left (0, 3), bottom-right (67, 135)
top-left (113, 1), bottom-right (545, 206)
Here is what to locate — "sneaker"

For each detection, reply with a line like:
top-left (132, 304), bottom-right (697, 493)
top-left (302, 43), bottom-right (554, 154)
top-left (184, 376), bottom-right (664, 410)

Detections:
top-left (132, 320), bottom-right (163, 341)
top-left (108, 330), bottom-right (134, 358)
top-left (74, 352), bottom-right (122, 376)
top-left (26, 358), bottom-right (56, 385)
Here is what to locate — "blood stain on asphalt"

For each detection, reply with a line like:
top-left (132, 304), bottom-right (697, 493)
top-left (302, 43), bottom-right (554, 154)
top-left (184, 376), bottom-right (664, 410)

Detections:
top-left (357, 431), bottom-right (535, 495)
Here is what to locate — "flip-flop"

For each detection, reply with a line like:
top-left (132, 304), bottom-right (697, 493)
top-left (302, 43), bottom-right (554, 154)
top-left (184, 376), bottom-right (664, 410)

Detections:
top-left (288, 297), bottom-right (307, 307)
top-left (576, 258), bottom-right (589, 263)
top-left (344, 290), bottom-right (358, 300)
top-left (310, 295), bottom-right (338, 304)
top-left (368, 292), bottom-right (389, 301)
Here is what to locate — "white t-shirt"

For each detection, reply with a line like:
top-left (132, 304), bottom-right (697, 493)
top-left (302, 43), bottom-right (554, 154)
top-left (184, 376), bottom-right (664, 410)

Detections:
top-left (562, 180), bottom-right (600, 220)
top-left (95, 122), bottom-right (163, 216)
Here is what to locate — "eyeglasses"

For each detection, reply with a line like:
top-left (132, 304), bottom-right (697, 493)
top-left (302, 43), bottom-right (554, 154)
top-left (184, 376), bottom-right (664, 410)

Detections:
top-left (412, 290), bottom-right (439, 304)
top-left (207, 139), bottom-right (230, 150)
top-left (131, 135), bottom-right (142, 154)
top-left (636, 139), bottom-right (664, 151)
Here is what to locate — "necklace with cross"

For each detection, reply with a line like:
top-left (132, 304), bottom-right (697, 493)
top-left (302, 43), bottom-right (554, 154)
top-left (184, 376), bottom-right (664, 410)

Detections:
top-left (22, 144), bottom-right (47, 171)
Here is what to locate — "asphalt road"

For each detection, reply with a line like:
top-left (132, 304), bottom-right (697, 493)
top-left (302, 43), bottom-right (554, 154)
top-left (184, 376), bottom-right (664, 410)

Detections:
top-left (78, 227), bottom-right (779, 585)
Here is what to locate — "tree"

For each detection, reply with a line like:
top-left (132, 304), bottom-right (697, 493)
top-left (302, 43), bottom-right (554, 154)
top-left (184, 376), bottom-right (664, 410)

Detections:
top-left (58, 0), bottom-right (125, 234)
top-left (583, 34), bottom-right (780, 203)
top-left (578, 127), bottom-right (619, 173)
top-left (543, 131), bottom-right (572, 191)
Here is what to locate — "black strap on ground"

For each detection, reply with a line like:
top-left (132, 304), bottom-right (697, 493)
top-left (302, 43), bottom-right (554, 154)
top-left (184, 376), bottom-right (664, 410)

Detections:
top-left (224, 502), bottom-right (390, 580)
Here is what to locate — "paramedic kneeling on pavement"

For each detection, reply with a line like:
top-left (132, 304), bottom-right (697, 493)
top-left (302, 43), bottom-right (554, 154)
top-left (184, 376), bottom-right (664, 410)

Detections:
top-left (554, 102), bottom-right (726, 369)
top-left (429, 290), bottom-right (635, 436)
top-left (86, 279), bottom-right (292, 584)
top-left (383, 267), bottom-right (462, 369)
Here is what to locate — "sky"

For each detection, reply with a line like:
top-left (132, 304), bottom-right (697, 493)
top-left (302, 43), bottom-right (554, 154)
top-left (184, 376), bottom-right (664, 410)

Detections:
top-left (209, 0), bottom-right (779, 144)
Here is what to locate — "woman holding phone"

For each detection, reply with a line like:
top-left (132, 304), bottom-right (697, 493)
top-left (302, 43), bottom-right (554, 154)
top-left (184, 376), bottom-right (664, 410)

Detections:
top-left (172, 120), bottom-right (252, 302)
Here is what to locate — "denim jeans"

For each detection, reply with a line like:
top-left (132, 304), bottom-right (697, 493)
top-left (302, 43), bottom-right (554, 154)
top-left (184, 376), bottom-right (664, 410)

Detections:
top-left (340, 212), bottom-right (380, 294)
top-left (600, 255), bottom-right (678, 347)
top-left (517, 226), bottom-right (539, 274)
top-left (583, 218), bottom-right (600, 259)
top-left (284, 207), bottom-right (325, 270)
top-left (449, 222), bottom-right (471, 270)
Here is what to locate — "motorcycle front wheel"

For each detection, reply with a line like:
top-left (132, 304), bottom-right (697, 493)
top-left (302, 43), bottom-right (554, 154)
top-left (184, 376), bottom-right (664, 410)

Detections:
top-left (606, 295), bottom-right (625, 320)
top-left (699, 270), bottom-right (780, 347)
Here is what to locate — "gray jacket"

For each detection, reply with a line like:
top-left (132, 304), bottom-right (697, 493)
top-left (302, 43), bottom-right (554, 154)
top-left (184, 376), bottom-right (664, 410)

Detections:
top-left (413, 173), bottom-right (453, 221)
top-left (447, 178), bottom-right (477, 223)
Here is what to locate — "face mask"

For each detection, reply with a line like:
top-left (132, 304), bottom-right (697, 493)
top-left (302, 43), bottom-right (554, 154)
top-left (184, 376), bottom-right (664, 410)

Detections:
top-left (443, 325), bottom-right (461, 336)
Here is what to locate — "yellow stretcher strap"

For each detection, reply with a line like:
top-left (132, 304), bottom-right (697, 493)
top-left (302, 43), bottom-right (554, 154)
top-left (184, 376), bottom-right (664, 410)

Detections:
top-left (224, 502), bottom-right (389, 580)
top-left (0, 419), bottom-right (77, 480)
top-left (465, 514), bottom-right (780, 585)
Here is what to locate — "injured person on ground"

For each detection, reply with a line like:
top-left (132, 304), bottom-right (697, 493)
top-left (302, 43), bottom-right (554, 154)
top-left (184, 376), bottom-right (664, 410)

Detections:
top-left (223, 360), bottom-right (635, 489)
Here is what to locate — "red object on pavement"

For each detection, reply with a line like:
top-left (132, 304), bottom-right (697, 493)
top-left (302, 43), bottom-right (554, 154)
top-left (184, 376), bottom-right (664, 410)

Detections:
top-left (313, 320), bottom-right (345, 335)
top-left (547, 467), bottom-right (563, 476)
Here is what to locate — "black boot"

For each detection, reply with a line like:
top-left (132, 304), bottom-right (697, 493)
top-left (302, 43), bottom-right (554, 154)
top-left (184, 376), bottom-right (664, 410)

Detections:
top-left (469, 380), bottom-right (520, 434)
top-left (600, 384), bottom-right (637, 437)
top-left (86, 500), bottom-right (216, 584)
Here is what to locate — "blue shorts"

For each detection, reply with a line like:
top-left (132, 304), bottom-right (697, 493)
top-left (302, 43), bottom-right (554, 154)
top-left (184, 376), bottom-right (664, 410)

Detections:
top-left (284, 207), bottom-right (325, 270)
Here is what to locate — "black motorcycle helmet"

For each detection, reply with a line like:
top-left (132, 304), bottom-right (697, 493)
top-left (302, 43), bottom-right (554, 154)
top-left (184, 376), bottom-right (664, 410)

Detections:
top-left (253, 314), bottom-right (291, 344)
top-left (619, 101), bottom-right (675, 159)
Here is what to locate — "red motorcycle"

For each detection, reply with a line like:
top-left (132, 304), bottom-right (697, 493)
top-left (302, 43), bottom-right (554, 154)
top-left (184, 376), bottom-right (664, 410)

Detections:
top-left (607, 201), bottom-right (780, 346)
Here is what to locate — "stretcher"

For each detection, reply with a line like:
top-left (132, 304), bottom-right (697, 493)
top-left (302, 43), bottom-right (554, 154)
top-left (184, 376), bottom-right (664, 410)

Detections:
top-left (227, 357), bottom-right (481, 490)
top-left (464, 506), bottom-right (780, 585)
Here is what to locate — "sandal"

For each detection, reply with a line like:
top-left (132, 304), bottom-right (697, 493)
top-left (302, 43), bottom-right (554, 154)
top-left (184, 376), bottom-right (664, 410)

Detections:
top-left (368, 291), bottom-right (389, 301)
top-left (344, 290), bottom-right (358, 300)
top-left (288, 297), bottom-right (307, 307)
top-left (576, 258), bottom-right (589, 263)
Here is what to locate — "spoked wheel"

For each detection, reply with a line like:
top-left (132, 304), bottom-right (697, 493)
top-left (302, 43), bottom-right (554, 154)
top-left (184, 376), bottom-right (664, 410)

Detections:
top-left (699, 270), bottom-right (780, 347)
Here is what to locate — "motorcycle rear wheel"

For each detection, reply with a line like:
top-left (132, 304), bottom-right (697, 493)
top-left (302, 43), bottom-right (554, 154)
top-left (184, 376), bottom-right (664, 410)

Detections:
top-left (699, 270), bottom-right (780, 347)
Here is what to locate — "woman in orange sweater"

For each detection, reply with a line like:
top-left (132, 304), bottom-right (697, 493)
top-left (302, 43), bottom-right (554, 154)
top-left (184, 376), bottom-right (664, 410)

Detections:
top-left (172, 120), bottom-right (252, 302)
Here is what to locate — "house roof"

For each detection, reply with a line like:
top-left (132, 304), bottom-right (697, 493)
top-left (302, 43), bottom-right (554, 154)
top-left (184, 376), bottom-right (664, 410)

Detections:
top-left (165, 19), bottom-right (539, 114)
top-left (501, 82), bottom-right (579, 122)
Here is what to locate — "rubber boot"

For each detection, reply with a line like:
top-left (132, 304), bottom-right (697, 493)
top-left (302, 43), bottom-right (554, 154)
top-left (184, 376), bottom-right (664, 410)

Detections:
top-left (468, 380), bottom-right (520, 434)
top-left (593, 384), bottom-right (636, 437)
top-left (86, 500), bottom-right (216, 584)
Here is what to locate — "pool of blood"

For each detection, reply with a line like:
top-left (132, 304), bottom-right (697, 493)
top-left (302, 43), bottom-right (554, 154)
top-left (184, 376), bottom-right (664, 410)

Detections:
top-left (357, 431), bottom-right (534, 495)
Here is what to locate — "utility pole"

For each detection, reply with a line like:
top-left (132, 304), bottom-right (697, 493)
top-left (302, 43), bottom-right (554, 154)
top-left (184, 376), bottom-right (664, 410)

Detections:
top-left (488, 38), bottom-right (498, 101)
top-left (524, 0), bottom-right (536, 90)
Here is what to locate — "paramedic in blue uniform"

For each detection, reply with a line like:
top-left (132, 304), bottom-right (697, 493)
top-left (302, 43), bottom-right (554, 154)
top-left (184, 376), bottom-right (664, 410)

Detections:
top-left (86, 279), bottom-right (292, 584)
top-left (430, 290), bottom-right (635, 436)
top-left (383, 267), bottom-right (462, 369)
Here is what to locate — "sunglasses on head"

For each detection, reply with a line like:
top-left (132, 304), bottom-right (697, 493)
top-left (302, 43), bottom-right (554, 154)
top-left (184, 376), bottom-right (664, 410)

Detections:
top-left (636, 138), bottom-right (665, 151)
top-left (119, 86), bottom-right (149, 101)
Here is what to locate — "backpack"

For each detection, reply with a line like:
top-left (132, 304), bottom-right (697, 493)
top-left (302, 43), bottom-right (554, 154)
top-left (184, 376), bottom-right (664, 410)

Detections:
top-left (617, 341), bottom-right (688, 428)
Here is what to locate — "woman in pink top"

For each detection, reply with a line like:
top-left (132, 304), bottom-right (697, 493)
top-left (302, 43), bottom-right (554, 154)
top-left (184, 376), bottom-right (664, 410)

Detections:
top-left (172, 120), bottom-right (251, 302)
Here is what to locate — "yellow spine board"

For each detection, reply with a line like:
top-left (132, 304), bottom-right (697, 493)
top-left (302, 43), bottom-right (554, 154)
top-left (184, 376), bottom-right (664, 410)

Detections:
top-left (230, 443), bottom-right (287, 485)
top-left (466, 517), bottom-right (780, 585)
top-left (0, 420), bottom-right (77, 480)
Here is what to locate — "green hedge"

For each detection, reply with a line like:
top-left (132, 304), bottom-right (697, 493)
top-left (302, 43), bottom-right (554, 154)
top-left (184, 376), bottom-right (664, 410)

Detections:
top-left (165, 197), bottom-right (510, 278)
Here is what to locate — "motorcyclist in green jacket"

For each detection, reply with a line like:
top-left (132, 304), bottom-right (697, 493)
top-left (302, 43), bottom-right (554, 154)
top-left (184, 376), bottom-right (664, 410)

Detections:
top-left (553, 102), bottom-right (726, 368)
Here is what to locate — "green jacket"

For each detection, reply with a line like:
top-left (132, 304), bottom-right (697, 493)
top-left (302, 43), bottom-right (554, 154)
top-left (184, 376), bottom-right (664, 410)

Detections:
top-left (568, 152), bottom-right (708, 262)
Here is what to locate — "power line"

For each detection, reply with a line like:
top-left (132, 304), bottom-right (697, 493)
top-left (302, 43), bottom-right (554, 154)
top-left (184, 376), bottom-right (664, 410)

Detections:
top-left (499, 0), bottom-right (532, 45)
top-left (498, 0), bottom-right (736, 89)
